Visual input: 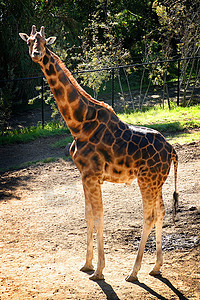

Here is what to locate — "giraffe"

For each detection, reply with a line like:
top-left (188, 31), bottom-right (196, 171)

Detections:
top-left (19, 26), bottom-right (178, 282)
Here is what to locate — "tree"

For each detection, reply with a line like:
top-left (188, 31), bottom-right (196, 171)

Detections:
top-left (152, 0), bottom-right (200, 105)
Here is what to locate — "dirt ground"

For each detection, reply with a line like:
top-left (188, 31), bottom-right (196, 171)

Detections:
top-left (0, 139), bottom-right (200, 299)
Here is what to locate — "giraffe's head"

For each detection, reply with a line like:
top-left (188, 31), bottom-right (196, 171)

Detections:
top-left (19, 25), bottom-right (56, 63)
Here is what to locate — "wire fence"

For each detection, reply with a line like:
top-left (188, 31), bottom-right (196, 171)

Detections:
top-left (76, 56), bottom-right (200, 111)
top-left (0, 56), bottom-right (199, 129)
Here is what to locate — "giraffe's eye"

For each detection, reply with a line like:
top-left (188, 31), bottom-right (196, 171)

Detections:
top-left (27, 40), bottom-right (32, 46)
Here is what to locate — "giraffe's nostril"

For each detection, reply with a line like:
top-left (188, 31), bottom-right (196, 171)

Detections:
top-left (32, 51), bottom-right (40, 57)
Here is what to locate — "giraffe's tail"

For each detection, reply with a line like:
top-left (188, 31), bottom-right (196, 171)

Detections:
top-left (171, 147), bottom-right (179, 223)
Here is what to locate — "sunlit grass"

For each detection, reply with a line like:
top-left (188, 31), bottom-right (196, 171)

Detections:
top-left (166, 131), bottom-right (200, 145)
top-left (118, 104), bottom-right (200, 132)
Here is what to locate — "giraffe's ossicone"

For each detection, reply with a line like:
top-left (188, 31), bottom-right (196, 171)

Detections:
top-left (19, 26), bottom-right (178, 281)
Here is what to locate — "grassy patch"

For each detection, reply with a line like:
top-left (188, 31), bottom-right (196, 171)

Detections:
top-left (118, 104), bottom-right (200, 133)
top-left (166, 131), bottom-right (200, 145)
top-left (0, 121), bottom-right (70, 145)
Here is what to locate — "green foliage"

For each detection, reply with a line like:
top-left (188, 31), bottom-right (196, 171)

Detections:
top-left (77, 5), bottom-right (131, 98)
top-left (152, 0), bottom-right (200, 57)
top-left (0, 85), bottom-right (12, 132)
top-left (151, 0), bottom-right (200, 106)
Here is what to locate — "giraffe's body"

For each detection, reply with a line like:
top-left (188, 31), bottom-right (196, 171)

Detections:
top-left (19, 26), bottom-right (178, 281)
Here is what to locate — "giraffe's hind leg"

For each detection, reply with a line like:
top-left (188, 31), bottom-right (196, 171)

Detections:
top-left (149, 189), bottom-right (165, 276)
top-left (126, 181), bottom-right (157, 282)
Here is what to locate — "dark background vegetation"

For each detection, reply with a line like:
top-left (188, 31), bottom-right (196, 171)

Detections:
top-left (0, 0), bottom-right (199, 131)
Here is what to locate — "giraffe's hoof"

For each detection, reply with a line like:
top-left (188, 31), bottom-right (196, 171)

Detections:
top-left (80, 264), bottom-right (94, 272)
top-left (149, 269), bottom-right (162, 277)
top-left (125, 274), bottom-right (138, 282)
top-left (89, 273), bottom-right (104, 281)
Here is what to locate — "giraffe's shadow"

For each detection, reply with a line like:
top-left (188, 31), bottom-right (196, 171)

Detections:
top-left (95, 280), bottom-right (120, 300)
top-left (132, 274), bottom-right (189, 300)
top-left (87, 273), bottom-right (188, 300)
top-left (153, 275), bottom-right (189, 299)
top-left (82, 270), bottom-right (120, 299)
top-left (95, 277), bottom-right (166, 300)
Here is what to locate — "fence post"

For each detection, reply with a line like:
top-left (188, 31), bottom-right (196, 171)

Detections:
top-left (111, 68), bottom-right (115, 108)
top-left (177, 59), bottom-right (180, 106)
top-left (41, 77), bottom-right (44, 128)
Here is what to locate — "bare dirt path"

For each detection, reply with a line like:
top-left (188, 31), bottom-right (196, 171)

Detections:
top-left (0, 141), bottom-right (200, 299)
top-left (0, 134), bottom-right (68, 172)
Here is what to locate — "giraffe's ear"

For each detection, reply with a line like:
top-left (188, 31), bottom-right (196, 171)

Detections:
top-left (19, 33), bottom-right (29, 42)
top-left (46, 36), bottom-right (57, 45)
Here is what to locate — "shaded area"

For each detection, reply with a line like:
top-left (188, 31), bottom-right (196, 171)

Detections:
top-left (81, 268), bottom-right (120, 299)
top-left (93, 275), bottom-right (189, 299)
top-left (110, 207), bottom-right (200, 252)
top-left (0, 172), bottom-right (31, 201)
top-left (0, 135), bottom-right (67, 172)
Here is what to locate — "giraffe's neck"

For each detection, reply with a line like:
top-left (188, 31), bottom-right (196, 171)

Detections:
top-left (39, 49), bottom-right (86, 136)
top-left (38, 49), bottom-right (115, 139)
top-left (38, 49), bottom-right (92, 137)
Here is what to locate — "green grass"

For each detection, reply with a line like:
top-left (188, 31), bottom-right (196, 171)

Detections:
top-left (118, 104), bottom-right (200, 130)
top-left (166, 131), bottom-right (200, 145)
top-left (0, 121), bottom-right (70, 145)
top-left (118, 104), bottom-right (200, 133)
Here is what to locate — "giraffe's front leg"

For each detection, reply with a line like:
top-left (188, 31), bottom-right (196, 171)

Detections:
top-left (82, 177), bottom-right (105, 281)
top-left (90, 209), bottom-right (105, 281)
top-left (80, 206), bottom-right (94, 272)
top-left (80, 187), bottom-right (94, 272)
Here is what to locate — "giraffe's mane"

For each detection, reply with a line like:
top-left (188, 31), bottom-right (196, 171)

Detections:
top-left (49, 50), bottom-right (115, 113)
